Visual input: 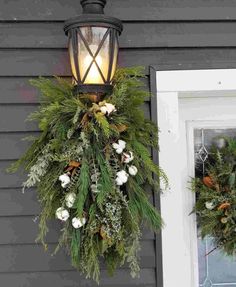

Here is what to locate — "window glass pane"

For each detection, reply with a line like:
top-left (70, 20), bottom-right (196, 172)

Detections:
top-left (194, 128), bottom-right (236, 287)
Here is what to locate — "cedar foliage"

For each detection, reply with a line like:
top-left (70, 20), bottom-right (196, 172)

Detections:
top-left (9, 67), bottom-right (167, 282)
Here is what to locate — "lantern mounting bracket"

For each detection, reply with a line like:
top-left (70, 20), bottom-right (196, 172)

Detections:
top-left (81, 0), bottom-right (106, 14)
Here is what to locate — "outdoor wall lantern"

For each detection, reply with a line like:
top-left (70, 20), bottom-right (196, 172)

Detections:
top-left (64, 0), bottom-right (123, 99)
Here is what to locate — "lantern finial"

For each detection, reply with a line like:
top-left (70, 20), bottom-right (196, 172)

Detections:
top-left (80, 0), bottom-right (106, 14)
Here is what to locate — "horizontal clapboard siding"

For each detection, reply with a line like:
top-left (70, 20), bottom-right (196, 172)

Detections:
top-left (0, 161), bottom-right (26, 188)
top-left (0, 103), bottom-right (150, 132)
top-left (0, 216), bottom-right (154, 244)
top-left (1, 48), bottom-right (236, 77)
top-left (0, 241), bottom-right (155, 272)
top-left (0, 77), bottom-right (150, 104)
top-left (2, 22), bottom-right (236, 48)
top-left (0, 0), bottom-right (236, 21)
top-left (2, 0), bottom-right (236, 286)
top-left (0, 106), bottom-right (38, 132)
top-left (0, 269), bottom-right (156, 287)
top-left (0, 132), bottom-right (40, 159)
top-left (0, 184), bottom-right (153, 215)
top-left (0, 47), bottom-right (236, 77)
top-left (0, 188), bottom-right (40, 216)
top-left (0, 78), bottom-right (41, 104)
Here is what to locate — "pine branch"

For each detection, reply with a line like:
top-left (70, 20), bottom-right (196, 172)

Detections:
top-left (76, 158), bottom-right (90, 217)
top-left (127, 177), bottom-right (163, 232)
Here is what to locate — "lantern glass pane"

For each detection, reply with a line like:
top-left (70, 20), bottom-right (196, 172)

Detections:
top-left (68, 37), bottom-right (78, 81)
top-left (78, 27), bottom-right (109, 84)
top-left (110, 35), bottom-right (119, 81)
top-left (95, 31), bottom-right (110, 81)
top-left (78, 37), bottom-right (92, 81)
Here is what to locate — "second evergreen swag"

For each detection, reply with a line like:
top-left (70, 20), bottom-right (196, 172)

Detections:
top-left (192, 137), bottom-right (236, 256)
top-left (9, 67), bottom-right (168, 282)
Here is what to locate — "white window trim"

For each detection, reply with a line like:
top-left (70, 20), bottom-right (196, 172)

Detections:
top-left (155, 69), bottom-right (236, 287)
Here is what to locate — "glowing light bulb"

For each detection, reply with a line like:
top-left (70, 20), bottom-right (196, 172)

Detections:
top-left (84, 55), bottom-right (103, 84)
top-left (83, 45), bottom-right (103, 84)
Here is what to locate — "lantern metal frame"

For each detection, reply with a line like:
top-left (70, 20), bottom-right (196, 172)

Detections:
top-left (64, 0), bottom-right (123, 96)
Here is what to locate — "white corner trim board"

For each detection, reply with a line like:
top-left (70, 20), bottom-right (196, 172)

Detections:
top-left (156, 69), bottom-right (236, 92)
top-left (155, 68), bottom-right (236, 287)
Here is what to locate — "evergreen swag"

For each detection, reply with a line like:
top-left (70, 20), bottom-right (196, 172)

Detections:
top-left (192, 137), bottom-right (236, 255)
top-left (9, 67), bottom-right (168, 282)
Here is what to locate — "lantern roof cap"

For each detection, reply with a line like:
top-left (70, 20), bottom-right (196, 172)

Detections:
top-left (64, 14), bottom-right (123, 35)
top-left (64, 0), bottom-right (122, 35)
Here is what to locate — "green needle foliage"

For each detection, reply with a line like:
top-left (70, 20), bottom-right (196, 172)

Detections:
top-left (192, 137), bottom-right (236, 255)
top-left (8, 67), bottom-right (168, 283)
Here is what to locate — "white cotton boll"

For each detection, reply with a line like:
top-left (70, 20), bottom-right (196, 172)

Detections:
top-left (122, 151), bottom-right (134, 163)
top-left (116, 170), bottom-right (127, 178)
top-left (122, 174), bottom-right (129, 183)
top-left (72, 217), bottom-right (86, 229)
top-left (116, 147), bottom-right (123, 154)
top-left (115, 177), bottom-right (124, 186)
top-left (205, 201), bottom-right (215, 210)
top-left (105, 103), bottom-right (116, 115)
top-left (59, 174), bottom-right (71, 188)
top-left (100, 103), bottom-right (116, 115)
top-left (122, 152), bottom-right (128, 162)
top-left (118, 140), bottom-right (126, 149)
top-left (112, 140), bottom-right (126, 154)
top-left (129, 165), bottom-right (138, 176)
top-left (116, 170), bottom-right (129, 185)
top-left (61, 182), bottom-right (67, 188)
top-left (112, 143), bottom-right (120, 150)
top-left (65, 192), bottom-right (76, 208)
top-left (100, 106), bottom-right (107, 114)
top-left (59, 174), bottom-right (70, 183)
top-left (55, 207), bottom-right (70, 221)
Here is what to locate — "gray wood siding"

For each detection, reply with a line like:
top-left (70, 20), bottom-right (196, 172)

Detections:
top-left (1, 0), bottom-right (236, 286)
top-left (0, 0), bottom-right (236, 21)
